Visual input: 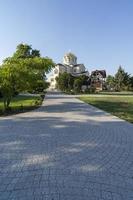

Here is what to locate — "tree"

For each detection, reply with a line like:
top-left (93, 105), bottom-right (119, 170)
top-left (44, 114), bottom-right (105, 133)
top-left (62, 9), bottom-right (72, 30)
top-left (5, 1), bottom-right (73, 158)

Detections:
top-left (56, 73), bottom-right (89, 93)
top-left (130, 76), bottom-right (133, 90)
top-left (4, 44), bottom-right (41, 63)
top-left (56, 72), bottom-right (74, 92)
top-left (106, 75), bottom-right (115, 90)
top-left (114, 66), bottom-right (131, 91)
top-left (31, 49), bottom-right (40, 57)
top-left (0, 63), bottom-right (31, 110)
top-left (0, 43), bottom-right (54, 110)
top-left (73, 78), bottom-right (83, 93)
top-left (13, 44), bottom-right (32, 59)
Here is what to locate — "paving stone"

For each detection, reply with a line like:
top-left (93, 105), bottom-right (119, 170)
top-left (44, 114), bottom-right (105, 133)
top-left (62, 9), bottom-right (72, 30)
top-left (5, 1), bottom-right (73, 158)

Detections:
top-left (0, 91), bottom-right (133, 199)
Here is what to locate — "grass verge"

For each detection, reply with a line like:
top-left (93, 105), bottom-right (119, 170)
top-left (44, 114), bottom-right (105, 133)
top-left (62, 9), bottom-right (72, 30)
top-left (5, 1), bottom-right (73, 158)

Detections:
top-left (0, 94), bottom-right (43, 116)
top-left (79, 95), bottom-right (133, 123)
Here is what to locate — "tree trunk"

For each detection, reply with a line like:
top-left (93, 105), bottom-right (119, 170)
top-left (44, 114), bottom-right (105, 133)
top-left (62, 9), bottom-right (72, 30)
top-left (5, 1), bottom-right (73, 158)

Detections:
top-left (4, 97), bottom-right (11, 111)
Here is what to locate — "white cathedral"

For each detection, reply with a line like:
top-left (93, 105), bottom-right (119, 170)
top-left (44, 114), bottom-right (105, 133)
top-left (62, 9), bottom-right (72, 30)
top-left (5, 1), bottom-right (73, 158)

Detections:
top-left (48, 52), bottom-right (89, 89)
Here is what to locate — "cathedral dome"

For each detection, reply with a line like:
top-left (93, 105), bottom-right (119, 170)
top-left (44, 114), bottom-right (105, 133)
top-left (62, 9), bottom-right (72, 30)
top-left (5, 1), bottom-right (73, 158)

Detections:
top-left (63, 52), bottom-right (77, 66)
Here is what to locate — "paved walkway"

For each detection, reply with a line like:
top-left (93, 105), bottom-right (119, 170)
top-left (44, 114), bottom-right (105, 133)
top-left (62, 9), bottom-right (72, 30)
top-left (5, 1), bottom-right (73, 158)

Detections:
top-left (0, 92), bottom-right (133, 200)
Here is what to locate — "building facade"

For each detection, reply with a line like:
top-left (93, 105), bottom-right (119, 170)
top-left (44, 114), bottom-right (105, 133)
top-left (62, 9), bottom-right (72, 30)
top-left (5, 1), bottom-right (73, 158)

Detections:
top-left (90, 70), bottom-right (106, 91)
top-left (48, 52), bottom-right (89, 89)
top-left (48, 52), bottom-right (106, 91)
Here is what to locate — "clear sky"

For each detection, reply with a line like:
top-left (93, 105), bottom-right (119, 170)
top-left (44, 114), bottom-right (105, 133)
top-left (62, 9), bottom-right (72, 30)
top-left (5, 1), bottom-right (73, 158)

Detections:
top-left (0, 0), bottom-right (133, 75)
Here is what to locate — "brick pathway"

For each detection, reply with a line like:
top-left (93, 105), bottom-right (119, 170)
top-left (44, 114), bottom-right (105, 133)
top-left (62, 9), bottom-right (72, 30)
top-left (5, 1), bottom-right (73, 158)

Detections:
top-left (0, 92), bottom-right (133, 200)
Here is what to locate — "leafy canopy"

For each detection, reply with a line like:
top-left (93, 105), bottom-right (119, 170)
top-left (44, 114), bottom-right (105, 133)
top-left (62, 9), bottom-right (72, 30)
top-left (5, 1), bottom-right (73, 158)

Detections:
top-left (0, 43), bottom-right (54, 110)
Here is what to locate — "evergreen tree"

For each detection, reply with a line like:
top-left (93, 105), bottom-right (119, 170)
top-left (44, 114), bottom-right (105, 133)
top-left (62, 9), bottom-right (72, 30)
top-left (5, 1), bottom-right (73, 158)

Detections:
top-left (114, 66), bottom-right (131, 91)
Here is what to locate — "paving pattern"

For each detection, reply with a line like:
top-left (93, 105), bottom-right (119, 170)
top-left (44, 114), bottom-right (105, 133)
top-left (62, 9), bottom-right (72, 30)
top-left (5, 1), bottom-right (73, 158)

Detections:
top-left (0, 92), bottom-right (133, 200)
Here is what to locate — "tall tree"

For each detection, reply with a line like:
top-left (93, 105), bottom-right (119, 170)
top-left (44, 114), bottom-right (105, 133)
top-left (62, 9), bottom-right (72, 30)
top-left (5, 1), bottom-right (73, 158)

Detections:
top-left (130, 76), bottom-right (133, 89)
top-left (56, 72), bottom-right (74, 92)
top-left (0, 63), bottom-right (31, 110)
top-left (13, 44), bottom-right (32, 58)
top-left (4, 44), bottom-right (41, 62)
top-left (73, 78), bottom-right (83, 93)
top-left (114, 66), bottom-right (131, 91)
top-left (106, 75), bottom-right (115, 90)
top-left (31, 49), bottom-right (40, 57)
top-left (0, 43), bottom-right (54, 110)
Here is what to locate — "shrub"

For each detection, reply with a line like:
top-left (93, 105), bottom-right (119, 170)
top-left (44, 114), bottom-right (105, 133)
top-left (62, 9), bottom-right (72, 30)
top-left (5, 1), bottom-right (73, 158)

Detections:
top-left (84, 87), bottom-right (96, 94)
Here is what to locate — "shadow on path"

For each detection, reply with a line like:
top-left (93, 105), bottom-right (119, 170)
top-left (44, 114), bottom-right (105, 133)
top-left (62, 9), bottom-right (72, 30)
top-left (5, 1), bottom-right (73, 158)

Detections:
top-left (0, 92), bottom-right (133, 199)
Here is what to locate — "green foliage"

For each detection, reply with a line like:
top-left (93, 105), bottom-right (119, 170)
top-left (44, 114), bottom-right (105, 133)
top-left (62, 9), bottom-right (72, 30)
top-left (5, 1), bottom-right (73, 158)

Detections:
top-left (106, 75), bottom-right (115, 90)
top-left (85, 87), bottom-right (96, 94)
top-left (73, 78), bottom-right (83, 93)
top-left (56, 72), bottom-right (74, 92)
top-left (9, 43), bottom-right (40, 59)
top-left (31, 49), bottom-right (40, 57)
top-left (106, 66), bottom-right (132, 92)
top-left (0, 63), bottom-right (33, 110)
top-left (130, 76), bottom-right (133, 89)
top-left (73, 75), bottom-right (89, 93)
top-left (13, 44), bottom-right (32, 58)
top-left (56, 67), bottom-right (132, 94)
top-left (114, 66), bottom-right (131, 91)
top-left (30, 80), bottom-right (50, 93)
top-left (0, 43), bottom-right (54, 111)
top-left (56, 73), bottom-right (89, 94)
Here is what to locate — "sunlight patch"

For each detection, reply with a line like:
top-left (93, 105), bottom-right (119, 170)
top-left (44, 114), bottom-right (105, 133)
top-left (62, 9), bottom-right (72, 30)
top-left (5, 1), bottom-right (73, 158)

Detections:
top-left (76, 164), bottom-right (102, 172)
top-left (53, 124), bottom-right (67, 128)
top-left (10, 154), bottom-right (53, 170)
top-left (0, 141), bottom-right (22, 146)
top-left (72, 142), bottom-right (98, 148)
top-left (24, 154), bottom-right (51, 165)
top-left (63, 147), bottom-right (82, 153)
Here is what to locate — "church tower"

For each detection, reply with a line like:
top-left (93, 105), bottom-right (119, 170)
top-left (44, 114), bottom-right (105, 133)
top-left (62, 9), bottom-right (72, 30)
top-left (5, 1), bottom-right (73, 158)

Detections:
top-left (63, 52), bottom-right (77, 66)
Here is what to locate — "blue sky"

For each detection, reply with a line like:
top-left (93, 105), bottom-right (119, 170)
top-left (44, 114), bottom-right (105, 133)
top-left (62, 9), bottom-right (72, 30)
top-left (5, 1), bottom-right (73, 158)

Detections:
top-left (0, 0), bottom-right (133, 75)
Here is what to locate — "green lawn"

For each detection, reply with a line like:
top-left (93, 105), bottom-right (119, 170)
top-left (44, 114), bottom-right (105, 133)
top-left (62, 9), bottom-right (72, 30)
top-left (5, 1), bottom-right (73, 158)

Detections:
top-left (79, 95), bottom-right (133, 123)
top-left (98, 91), bottom-right (133, 96)
top-left (0, 95), bottom-right (43, 116)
